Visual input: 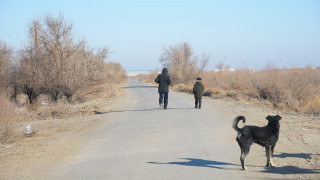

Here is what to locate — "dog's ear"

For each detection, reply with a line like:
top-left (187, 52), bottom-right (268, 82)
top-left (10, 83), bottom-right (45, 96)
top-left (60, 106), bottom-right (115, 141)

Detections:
top-left (266, 115), bottom-right (271, 120)
top-left (276, 115), bottom-right (282, 121)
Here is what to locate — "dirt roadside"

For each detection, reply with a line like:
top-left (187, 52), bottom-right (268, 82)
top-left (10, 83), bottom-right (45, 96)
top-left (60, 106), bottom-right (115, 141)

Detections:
top-left (0, 87), bottom-right (320, 179)
top-left (0, 91), bottom-right (124, 180)
top-left (222, 98), bottom-right (320, 179)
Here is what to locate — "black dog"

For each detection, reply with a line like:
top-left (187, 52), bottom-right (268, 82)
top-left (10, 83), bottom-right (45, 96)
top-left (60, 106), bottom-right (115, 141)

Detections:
top-left (232, 115), bottom-right (282, 170)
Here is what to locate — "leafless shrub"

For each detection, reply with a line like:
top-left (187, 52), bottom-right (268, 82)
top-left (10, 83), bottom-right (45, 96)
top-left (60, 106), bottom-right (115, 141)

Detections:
top-left (102, 62), bottom-right (128, 84)
top-left (0, 14), bottom-right (127, 143)
top-left (136, 71), bottom-right (158, 84)
top-left (7, 14), bottom-right (126, 104)
top-left (0, 94), bottom-right (22, 143)
top-left (0, 41), bottom-right (13, 91)
top-left (202, 68), bottom-right (320, 114)
top-left (139, 63), bottom-right (320, 115)
top-left (215, 60), bottom-right (230, 70)
top-left (172, 84), bottom-right (193, 93)
top-left (159, 42), bottom-right (209, 85)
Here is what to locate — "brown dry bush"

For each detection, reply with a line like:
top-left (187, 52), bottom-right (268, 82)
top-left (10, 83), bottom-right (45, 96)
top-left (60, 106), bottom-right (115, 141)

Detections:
top-left (202, 68), bottom-right (320, 114)
top-left (252, 68), bottom-right (320, 112)
top-left (203, 70), bottom-right (256, 97)
top-left (139, 64), bottom-right (320, 115)
top-left (0, 15), bottom-right (127, 142)
top-left (302, 96), bottom-right (320, 115)
top-left (103, 62), bottom-right (128, 84)
top-left (136, 71), bottom-right (158, 84)
top-left (0, 95), bottom-right (22, 143)
top-left (0, 41), bottom-right (13, 90)
top-left (172, 84), bottom-right (193, 93)
top-left (139, 41), bottom-right (320, 115)
top-left (7, 14), bottom-right (126, 105)
top-left (159, 42), bottom-right (208, 85)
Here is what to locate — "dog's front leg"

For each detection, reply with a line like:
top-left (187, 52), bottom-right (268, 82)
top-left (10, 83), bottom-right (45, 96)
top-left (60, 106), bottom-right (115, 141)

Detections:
top-left (266, 146), bottom-right (276, 167)
top-left (269, 146), bottom-right (276, 167)
top-left (266, 146), bottom-right (271, 167)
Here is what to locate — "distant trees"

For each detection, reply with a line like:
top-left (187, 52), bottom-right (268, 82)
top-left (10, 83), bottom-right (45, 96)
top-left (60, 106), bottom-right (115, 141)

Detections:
top-left (2, 14), bottom-right (126, 104)
top-left (215, 60), bottom-right (230, 70)
top-left (159, 42), bottom-right (209, 84)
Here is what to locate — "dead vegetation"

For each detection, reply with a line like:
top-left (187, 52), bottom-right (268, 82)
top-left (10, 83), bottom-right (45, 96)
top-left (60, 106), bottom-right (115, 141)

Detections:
top-left (0, 94), bottom-right (22, 143)
top-left (138, 42), bottom-right (320, 116)
top-left (200, 68), bottom-right (320, 115)
top-left (159, 42), bottom-right (209, 84)
top-left (0, 14), bottom-right (127, 143)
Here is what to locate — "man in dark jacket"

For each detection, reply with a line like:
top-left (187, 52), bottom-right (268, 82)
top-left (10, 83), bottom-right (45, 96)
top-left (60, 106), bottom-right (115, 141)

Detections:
top-left (155, 68), bottom-right (172, 110)
top-left (193, 77), bottom-right (204, 109)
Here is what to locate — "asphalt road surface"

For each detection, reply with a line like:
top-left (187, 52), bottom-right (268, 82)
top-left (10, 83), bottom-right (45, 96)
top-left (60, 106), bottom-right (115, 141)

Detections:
top-left (39, 78), bottom-right (292, 180)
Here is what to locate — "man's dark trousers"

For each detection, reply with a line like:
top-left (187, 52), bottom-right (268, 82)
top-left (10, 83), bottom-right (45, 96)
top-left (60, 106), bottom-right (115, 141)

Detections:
top-left (159, 92), bottom-right (168, 107)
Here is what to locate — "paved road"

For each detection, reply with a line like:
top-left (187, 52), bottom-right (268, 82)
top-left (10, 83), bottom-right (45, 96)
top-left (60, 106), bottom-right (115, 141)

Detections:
top-left (40, 78), bottom-right (275, 180)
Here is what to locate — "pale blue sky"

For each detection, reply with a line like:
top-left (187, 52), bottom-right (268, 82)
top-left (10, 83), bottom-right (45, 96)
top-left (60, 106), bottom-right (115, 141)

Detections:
top-left (1, 0), bottom-right (319, 70)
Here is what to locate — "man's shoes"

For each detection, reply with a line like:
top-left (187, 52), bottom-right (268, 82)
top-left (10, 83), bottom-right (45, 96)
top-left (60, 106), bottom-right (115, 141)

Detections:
top-left (160, 103), bottom-right (163, 110)
top-left (195, 105), bottom-right (198, 109)
top-left (164, 105), bottom-right (167, 110)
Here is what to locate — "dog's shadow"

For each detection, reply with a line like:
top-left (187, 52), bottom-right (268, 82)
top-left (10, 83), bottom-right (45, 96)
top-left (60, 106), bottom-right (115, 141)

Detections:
top-left (261, 165), bottom-right (320, 175)
top-left (147, 158), bottom-right (239, 170)
top-left (263, 152), bottom-right (320, 175)
top-left (273, 152), bottom-right (319, 160)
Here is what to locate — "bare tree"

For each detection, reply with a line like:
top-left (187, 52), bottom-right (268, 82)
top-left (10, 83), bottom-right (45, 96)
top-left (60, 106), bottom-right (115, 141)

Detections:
top-left (0, 41), bottom-right (13, 90)
top-left (159, 42), bottom-right (209, 84)
top-left (19, 14), bottom-right (91, 102)
top-left (7, 14), bottom-right (125, 104)
top-left (215, 60), bottom-right (230, 70)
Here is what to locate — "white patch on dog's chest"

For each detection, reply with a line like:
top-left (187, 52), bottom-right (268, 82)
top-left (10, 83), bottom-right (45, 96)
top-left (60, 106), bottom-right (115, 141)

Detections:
top-left (237, 133), bottom-right (241, 139)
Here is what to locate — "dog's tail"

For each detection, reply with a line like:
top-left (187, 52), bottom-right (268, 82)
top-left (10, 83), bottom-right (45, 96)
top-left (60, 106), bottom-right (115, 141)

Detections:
top-left (233, 116), bottom-right (246, 132)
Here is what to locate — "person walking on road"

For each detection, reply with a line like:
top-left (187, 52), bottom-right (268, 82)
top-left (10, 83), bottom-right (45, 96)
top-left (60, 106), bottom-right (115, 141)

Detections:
top-left (193, 77), bottom-right (204, 109)
top-left (155, 68), bottom-right (172, 110)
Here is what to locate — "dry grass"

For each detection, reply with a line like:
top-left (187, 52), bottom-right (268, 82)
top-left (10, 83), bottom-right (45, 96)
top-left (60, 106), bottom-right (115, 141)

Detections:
top-left (203, 68), bottom-right (320, 115)
top-left (301, 96), bottom-right (320, 115)
top-left (0, 95), bottom-right (23, 143)
top-left (138, 68), bottom-right (320, 115)
top-left (172, 84), bottom-right (193, 93)
top-left (136, 72), bottom-right (158, 85)
top-left (0, 82), bottom-right (123, 144)
top-left (26, 82), bottom-right (122, 120)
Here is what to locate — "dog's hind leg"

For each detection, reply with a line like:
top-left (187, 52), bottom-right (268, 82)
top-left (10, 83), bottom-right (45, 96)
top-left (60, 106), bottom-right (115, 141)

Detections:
top-left (240, 149), bottom-right (247, 170)
top-left (240, 145), bottom-right (250, 170)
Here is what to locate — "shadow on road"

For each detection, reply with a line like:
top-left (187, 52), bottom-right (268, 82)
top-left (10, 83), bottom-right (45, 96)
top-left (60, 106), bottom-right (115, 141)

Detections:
top-left (94, 107), bottom-right (195, 114)
top-left (262, 152), bottom-right (320, 175)
top-left (122, 86), bottom-right (157, 89)
top-left (147, 158), bottom-right (240, 170)
top-left (260, 165), bottom-right (320, 175)
top-left (273, 152), bottom-right (319, 160)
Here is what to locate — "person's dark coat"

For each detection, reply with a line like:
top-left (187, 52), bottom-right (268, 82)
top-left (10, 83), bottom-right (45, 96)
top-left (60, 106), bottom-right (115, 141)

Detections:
top-left (155, 68), bottom-right (172, 93)
top-left (193, 81), bottom-right (204, 99)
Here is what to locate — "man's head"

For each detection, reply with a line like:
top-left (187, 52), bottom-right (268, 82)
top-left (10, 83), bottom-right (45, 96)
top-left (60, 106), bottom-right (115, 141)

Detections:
top-left (162, 68), bottom-right (168, 75)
